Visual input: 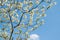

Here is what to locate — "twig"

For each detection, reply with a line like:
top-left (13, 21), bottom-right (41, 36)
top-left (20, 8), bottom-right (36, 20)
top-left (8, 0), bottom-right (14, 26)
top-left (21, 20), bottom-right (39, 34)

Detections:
top-left (14, 0), bottom-right (44, 28)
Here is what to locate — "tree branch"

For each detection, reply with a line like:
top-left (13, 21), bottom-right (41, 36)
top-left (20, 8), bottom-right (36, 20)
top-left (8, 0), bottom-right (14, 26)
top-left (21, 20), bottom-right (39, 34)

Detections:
top-left (14, 0), bottom-right (44, 28)
top-left (8, 12), bottom-right (14, 40)
top-left (14, 12), bottom-right (24, 28)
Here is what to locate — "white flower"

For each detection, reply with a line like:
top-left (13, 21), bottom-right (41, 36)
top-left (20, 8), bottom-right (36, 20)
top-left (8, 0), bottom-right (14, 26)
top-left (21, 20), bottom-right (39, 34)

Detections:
top-left (23, 0), bottom-right (28, 4)
top-left (41, 8), bottom-right (45, 13)
top-left (23, 15), bottom-right (27, 19)
top-left (41, 19), bottom-right (45, 24)
top-left (53, 2), bottom-right (56, 5)
top-left (2, 32), bottom-right (8, 38)
top-left (36, 0), bottom-right (40, 4)
top-left (3, 0), bottom-right (7, 2)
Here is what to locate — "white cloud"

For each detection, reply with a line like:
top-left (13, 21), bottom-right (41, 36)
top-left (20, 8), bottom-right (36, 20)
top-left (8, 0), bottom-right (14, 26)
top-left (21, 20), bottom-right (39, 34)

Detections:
top-left (28, 34), bottom-right (40, 40)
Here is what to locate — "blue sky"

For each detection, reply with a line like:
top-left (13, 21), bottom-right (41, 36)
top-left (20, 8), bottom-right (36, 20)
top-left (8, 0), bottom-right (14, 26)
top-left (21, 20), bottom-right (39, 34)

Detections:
top-left (31, 0), bottom-right (60, 40)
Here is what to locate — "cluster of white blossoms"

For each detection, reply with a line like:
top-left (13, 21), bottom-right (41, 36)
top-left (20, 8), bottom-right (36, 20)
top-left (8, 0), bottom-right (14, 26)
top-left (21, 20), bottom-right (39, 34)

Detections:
top-left (0, 29), bottom-right (9, 39)
top-left (0, 0), bottom-right (56, 40)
